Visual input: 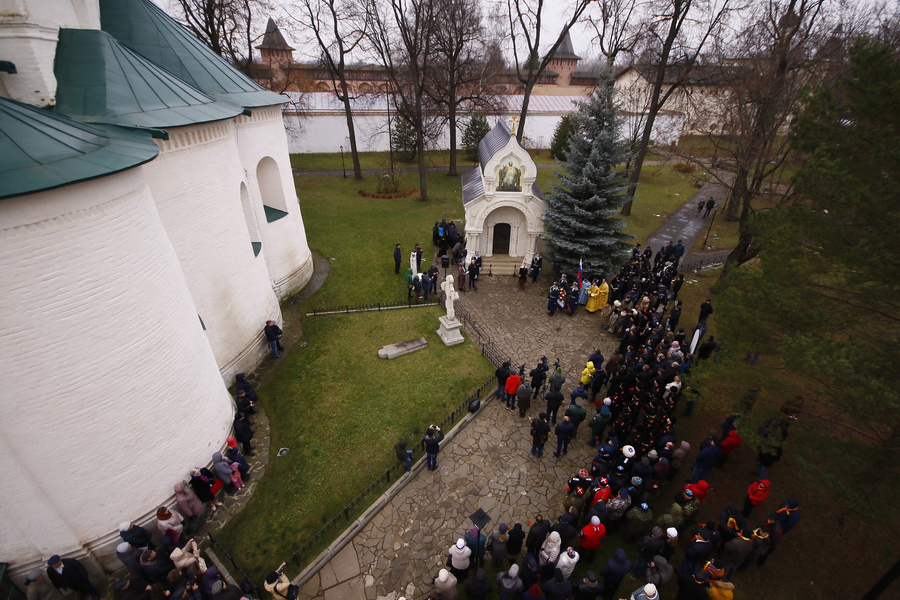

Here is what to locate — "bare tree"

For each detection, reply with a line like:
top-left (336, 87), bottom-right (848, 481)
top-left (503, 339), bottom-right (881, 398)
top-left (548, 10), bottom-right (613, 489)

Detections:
top-left (290, 0), bottom-right (369, 179)
top-left (366, 0), bottom-right (438, 200)
top-left (696, 0), bottom-right (845, 275)
top-left (505, 0), bottom-right (593, 142)
top-left (619, 0), bottom-right (731, 216)
top-left (428, 0), bottom-right (503, 175)
top-left (175, 0), bottom-right (261, 74)
top-left (586, 0), bottom-right (647, 68)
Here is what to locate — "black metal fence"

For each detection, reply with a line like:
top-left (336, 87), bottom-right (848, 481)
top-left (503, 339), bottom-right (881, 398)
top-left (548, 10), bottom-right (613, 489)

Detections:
top-left (307, 298), bottom-right (439, 316)
top-left (681, 255), bottom-right (727, 273)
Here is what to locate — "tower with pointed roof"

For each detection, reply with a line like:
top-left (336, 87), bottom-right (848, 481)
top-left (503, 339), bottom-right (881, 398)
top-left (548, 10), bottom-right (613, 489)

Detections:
top-left (256, 18), bottom-right (296, 83)
top-left (546, 31), bottom-right (581, 87)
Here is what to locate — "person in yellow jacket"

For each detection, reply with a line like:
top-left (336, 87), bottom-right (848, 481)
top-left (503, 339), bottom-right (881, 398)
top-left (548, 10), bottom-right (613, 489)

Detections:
top-left (585, 281), bottom-right (602, 313)
top-left (581, 362), bottom-right (596, 386)
top-left (707, 579), bottom-right (735, 599)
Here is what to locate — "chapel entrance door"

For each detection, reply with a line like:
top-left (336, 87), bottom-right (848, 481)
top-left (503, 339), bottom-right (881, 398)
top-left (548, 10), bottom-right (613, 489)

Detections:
top-left (492, 223), bottom-right (511, 254)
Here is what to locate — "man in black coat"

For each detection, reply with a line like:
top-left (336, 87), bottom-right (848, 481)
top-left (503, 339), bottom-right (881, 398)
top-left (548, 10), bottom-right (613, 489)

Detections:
top-left (263, 320), bottom-right (282, 358)
top-left (46, 556), bottom-right (99, 600)
top-left (698, 300), bottom-right (714, 325)
top-left (393, 243), bottom-right (402, 274)
top-left (233, 412), bottom-right (254, 456)
top-left (525, 514), bottom-right (551, 558)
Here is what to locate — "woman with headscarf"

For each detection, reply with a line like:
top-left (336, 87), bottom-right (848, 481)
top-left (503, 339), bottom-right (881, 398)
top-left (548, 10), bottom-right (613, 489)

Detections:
top-left (211, 452), bottom-right (233, 489)
top-left (518, 261), bottom-right (528, 289)
top-left (174, 482), bottom-right (204, 519)
top-left (487, 523), bottom-right (510, 568)
top-left (457, 261), bottom-right (466, 291)
top-left (448, 538), bottom-right (471, 580)
top-left (189, 468), bottom-right (218, 506)
top-left (538, 531), bottom-right (562, 579)
top-left (155, 507), bottom-right (184, 544)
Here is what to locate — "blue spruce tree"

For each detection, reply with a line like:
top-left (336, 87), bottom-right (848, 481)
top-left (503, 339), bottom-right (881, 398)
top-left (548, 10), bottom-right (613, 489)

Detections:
top-left (543, 69), bottom-right (634, 277)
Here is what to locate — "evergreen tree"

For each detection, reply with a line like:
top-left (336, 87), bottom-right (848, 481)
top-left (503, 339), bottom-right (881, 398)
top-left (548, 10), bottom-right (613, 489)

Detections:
top-left (462, 112), bottom-right (490, 162)
top-left (543, 70), bottom-right (633, 277)
top-left (391, 113), bottom-right (418, 162)
top-left (549, 114), bottom-right (575, 161)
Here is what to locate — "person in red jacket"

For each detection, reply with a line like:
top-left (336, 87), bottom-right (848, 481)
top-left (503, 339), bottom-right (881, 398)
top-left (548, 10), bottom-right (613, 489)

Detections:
top-left (741, 479), bottom-right (770, 518)
top-left (684, 480), bottom-right (709, 503)
top-left (578, 516), bottom-right (606, 562)
top-left (718, 429), bottom-right (742, 466)
top-left (505, 369), bottom-right (522, 411)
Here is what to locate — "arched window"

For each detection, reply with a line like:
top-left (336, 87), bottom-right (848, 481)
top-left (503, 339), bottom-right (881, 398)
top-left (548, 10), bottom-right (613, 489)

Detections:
top-left (240, 182), bottom-right (262, 256)
top-left (256, 157), bottom-right (289, 221)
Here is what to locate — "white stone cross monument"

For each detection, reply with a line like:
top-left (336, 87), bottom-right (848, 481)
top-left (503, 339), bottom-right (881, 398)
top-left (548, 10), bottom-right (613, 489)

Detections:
top-left (437, 275), bottom-right (464, 346)
top-left (409, 251), bottom-right (419, 277)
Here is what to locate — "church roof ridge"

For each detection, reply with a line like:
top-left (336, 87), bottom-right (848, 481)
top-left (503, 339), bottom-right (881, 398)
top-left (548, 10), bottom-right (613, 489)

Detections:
top-left (54, 28), bottom-right (244, 129)
top-left (99, 0), bottom-right (286, 108)
top-left (478, 120), bottom-right (512, 172)
top-left (0, 96), bottom-right (159, 200)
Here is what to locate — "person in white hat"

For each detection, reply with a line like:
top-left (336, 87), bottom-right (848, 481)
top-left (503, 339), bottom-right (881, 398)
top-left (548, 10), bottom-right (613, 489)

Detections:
top-left (433, 568), bottom-right (458, 600)
top-left (448, 538), bottom-right (471, 579)
top-left (628, 582), bottom-right (659, 600)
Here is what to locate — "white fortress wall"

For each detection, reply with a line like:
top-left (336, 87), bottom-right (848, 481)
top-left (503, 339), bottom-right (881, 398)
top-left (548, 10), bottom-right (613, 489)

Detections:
top-left (143, 119), bottom-right (282, 381)
top-left (234, 104), bottom-right (313, 297)
top-left (282, 108), bottom-right (682, 155)
top-left (0, 167), bottom-right (233, 571)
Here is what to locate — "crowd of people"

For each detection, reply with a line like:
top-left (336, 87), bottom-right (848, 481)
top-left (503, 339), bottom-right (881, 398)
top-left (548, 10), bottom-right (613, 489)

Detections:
top-left (25, 377), bottom-right (263, 600)
top-left (417, 243), bottom-right (800, 600)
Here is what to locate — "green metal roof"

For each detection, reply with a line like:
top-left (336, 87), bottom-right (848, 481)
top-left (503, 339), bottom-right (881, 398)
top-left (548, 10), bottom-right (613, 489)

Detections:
top-left (100, 0), bottom-right (286, 108)
top-left (54, 29), bottom-right (243, 128)
top-left (0, 96), bottom-right (159, 200)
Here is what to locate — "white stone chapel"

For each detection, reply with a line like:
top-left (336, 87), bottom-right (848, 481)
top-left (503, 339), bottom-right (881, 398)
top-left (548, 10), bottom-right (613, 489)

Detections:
top-left (462, 122), bottom-right (546, 271)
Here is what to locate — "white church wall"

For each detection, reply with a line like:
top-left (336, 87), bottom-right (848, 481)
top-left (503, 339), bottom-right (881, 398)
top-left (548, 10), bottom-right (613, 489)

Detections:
top-left (234, 105), bottom-right (314, 297)
top-left (0, 0), bottom-right (102, 106)
top-left (144, 120), bottom-right (282, 382)
top-left (0, 167), bottom-right (233, 575)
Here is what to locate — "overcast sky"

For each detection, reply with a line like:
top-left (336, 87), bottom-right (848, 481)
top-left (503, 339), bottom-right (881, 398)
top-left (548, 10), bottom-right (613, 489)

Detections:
top-left (163, 0), bottom-right (885, 66)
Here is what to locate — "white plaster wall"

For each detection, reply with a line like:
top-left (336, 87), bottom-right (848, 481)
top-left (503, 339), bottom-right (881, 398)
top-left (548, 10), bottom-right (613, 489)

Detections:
top-left (145, 120), bottom-right (282, 381)
top-left (0, 167), bottom-right (232, 571)
top-left (283, 110), bottom-right (676, 154)
top-left (234, 105), bottom-right (313, 297)
top-left (0, 0), bottom-right (101, 105)
top-left (284, 111), bottom-right (559, 155)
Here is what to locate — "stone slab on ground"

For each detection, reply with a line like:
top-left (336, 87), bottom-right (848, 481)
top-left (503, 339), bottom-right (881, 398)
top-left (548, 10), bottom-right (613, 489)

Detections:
top-left (377, 337), bottom-right (428, 359)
